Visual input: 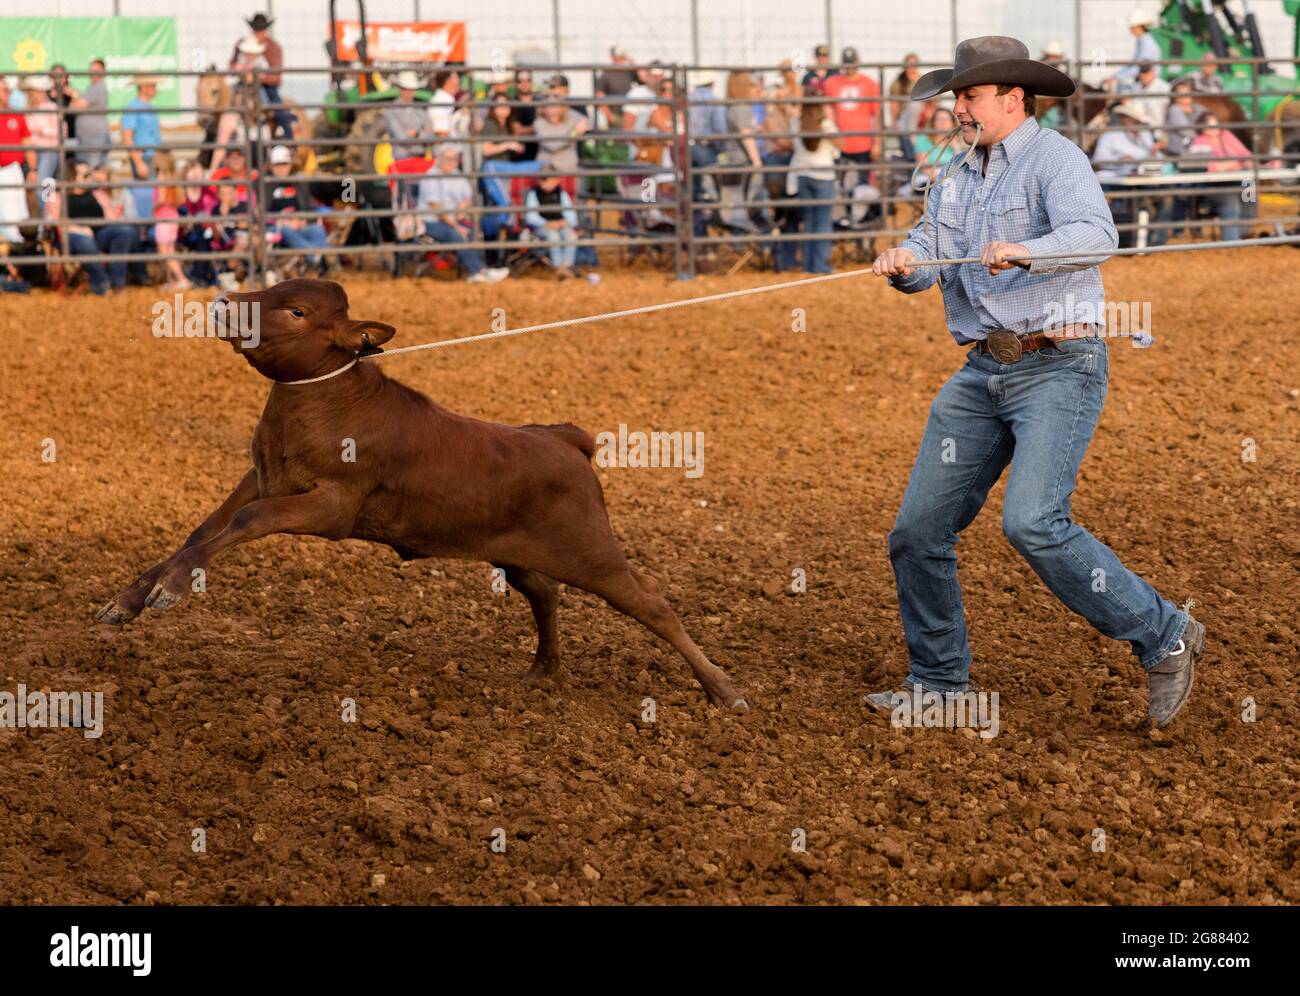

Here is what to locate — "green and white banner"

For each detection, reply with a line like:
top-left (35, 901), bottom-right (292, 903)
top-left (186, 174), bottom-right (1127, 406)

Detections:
top-left (0, 17), bottom-right (180, 115)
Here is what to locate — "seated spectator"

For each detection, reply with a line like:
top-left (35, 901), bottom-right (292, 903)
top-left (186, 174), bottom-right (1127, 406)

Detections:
top-left (1117, 63), bottom-right (1170, 124)
top-left (209, 147), bottom-right (254, 202)
top-left (416, 146), bottom-right (509, 284)
top-left (21, 76), bottom-right (60, 184)
top-left (264, 144), bottom-right (330, 274)
top-left (622, 64), bottom-right (667, 134)
top-left (384, 71), bottom-right (435, 160)
top-left (427, 70), bottom-right (469, 158)
top-left (1192, 53), bottom-right (1224, 93)
top-left (524, 167), bottom-right (579, 278)
top-left (177, 159), bottom-right (220, 286)
top-left (1164, 81), bottom-right (1199, 155)
top-left (546, 74), bottom-right (587, 119)
top-left (534, 97), bottom-right (589, 178)
top-left (595, 46), bottom-right (637, 103)
top-left (151, 151), bottom-right (189, 289)
top-left (0, 77), bottom-right (32, 243)
top-left (1186, 112), bottom-right (1253, 240)
top-left (1093, 101), bottom-right (1171, 246)
top-left (512, 70), bottom-right (539, 160)
top-left (63, 161), bottom-right (117, 295)
top-left (480, 94), bottom-right (526, 162)
top-left (88, 162), bottom-right (151, 286)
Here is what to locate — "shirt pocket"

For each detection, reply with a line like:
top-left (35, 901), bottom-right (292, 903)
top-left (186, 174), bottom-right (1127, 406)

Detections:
top-left (934, 196), bottom-right (968, 261)
top-left (988, 193), bottom-right (1032, 244)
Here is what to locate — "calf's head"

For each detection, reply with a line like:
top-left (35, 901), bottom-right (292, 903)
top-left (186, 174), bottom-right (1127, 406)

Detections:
top-left (212, 278), bottom-right (396, 383)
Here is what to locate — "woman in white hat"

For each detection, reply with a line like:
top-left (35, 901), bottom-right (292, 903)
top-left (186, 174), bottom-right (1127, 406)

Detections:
top-left (383, 71), bottom-right (434, 161)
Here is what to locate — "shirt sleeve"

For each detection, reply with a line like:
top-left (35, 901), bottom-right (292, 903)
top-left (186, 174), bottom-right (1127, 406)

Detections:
top-left (1019, 143), bottom-right (1117, 273)
top-left (889, 180), bottom-right (942, 293)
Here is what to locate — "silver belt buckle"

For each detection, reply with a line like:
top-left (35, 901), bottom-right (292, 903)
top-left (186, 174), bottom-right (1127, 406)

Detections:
top-left (985, 329), bottom-right (1023, 364)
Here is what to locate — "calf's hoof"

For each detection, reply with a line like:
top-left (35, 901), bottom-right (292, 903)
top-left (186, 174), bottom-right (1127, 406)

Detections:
top-left (708, 686), bottom-right (750, 712)
top-left (144, 583), bottom-right (185, 612)
top-left (94, 599), bottom-right (137, 625)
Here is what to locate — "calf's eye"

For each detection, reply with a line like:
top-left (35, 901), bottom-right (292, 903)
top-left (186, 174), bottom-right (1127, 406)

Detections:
top-left (291, 308), bottom-right (305, 318)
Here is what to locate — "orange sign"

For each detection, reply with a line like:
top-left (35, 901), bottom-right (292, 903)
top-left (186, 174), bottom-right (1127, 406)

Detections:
top-left (334, 21), bottom-right (466, 64)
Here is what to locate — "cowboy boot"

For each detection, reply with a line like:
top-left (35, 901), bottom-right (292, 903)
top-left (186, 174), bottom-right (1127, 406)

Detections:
top-left (1147, 615), bottom-right (1207, 728)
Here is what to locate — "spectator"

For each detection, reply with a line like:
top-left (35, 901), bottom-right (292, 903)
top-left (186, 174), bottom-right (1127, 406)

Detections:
top-left (46, 65), bottom-right (84, 170)
top-left (524, 166), bottom-right (579, 277)
top-left (1040, 41), bottom-right (1067, 69)
top-left (209, 146), bottom-right (254, 202)
top-left (911, 106), bottom-right (959, 188)
top-left (415, 146), bottom-right (509, 284)
top-left (120, 74), bottom-right (163, 219)
top-left (780, 96), bottom-right (842, 273)
top-left (1192, 52), bottom-right (1225, 93)
top-left (596, 46), bottom-right (637, 101)
top-left (802, 44), bottom-right (832, 88)
top-left (384, 71), bottom-right (435, 160)
top-left (20, 77), bottom-right (60, 184)
top-left (1093, 100), bottom-right (1170, 246)
top-left (0, 77), bottom-right (33, 242)
top-left (64, 161), bottom-right (113, 295)
top-left (427, 70), bottom-right (468, 157)
top-left (75, 60), bottom-right (110, 167)
top-left (178, 160), bottom-right (220, 286)
top-left (534, 97), bottom-right (589, 177)
top-left (1186, 112), bottom-right (1252, 240)
top-left (1164, 80), bottom-right (1199, 155)
top-left (635, 76), bottom-right (675, 169)
top-left (824, 49), bottom-right (881, 211)
top-left (1105, 9), bottom-right (1162, 88)
top-left (622, 64), bottom-right (666, 134)
top-left (91, 163), bottom-right (152, 284)
top-left (512, 69), bottom-right (539, 160)
top-left (888, 53), bottom-right (922, 158)
top-left (723, 71), bottom-right (763, 170)
top-left (1118, 63), bottom-right (1170, 121)
top-left (480, 93), bottom-right (526, 162)
top-left (151, 151), bottom-right (189, 289)
top-left (231, 12), bottom-right (294, 137)
top-left (547, 74), bottom-right (586, 119)
top-left (264, 144), bottom-right (330, 274)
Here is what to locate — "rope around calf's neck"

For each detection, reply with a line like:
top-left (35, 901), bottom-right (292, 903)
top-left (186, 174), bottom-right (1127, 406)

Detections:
top-left (278, 233), bottom-right (1300, 385)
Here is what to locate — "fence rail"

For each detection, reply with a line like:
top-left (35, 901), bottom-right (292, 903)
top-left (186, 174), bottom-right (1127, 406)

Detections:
top-left (2, 59), bottom-right (1298, 286)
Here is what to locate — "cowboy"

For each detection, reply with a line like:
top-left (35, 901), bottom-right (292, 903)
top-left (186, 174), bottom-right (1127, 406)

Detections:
top-left (870, 36), bottom-right (1204, 728)
top-left (230, 12), bottom-right (295, 137)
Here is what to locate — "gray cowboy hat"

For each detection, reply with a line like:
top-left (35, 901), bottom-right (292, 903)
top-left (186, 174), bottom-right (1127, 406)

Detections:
top-left (912, 35), bottom-right (1075, 100)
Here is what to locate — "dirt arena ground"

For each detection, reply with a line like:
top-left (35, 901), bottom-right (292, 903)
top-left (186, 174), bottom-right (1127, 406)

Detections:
top-left (2, 249), bottom-right (1297, 905)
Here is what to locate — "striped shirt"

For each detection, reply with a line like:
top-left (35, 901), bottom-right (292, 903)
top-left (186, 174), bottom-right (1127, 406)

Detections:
top-left (891, 116), bottom-right (1117, 344)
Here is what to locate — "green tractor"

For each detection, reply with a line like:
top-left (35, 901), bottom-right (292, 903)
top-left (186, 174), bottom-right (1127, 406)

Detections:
top-left (313, 0), bottom-right (437, 174)
top-left (1150, 0), bottom-right (1300, 153)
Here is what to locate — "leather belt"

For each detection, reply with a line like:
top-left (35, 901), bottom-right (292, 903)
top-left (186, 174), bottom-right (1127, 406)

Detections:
top-left (974, 325), bottom-right (1097, 364)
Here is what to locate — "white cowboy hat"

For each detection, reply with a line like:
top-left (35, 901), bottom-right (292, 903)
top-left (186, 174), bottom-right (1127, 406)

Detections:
top-left (1111, 100), bottom-right (1152, 125)
top-left (391, 70), bottom-right (423, 90)
top-left (1128, 9), bottom-right (1156, 28)
top-left (131, 74), bottom-right (162, 88)
top-left (1041, 41), bottom-right (1065, 59)
top-left (21, 75), bottom-right (53, 90)
top-left (693, 70), bottom-right (718, 88)
top-left (237, 36), bottom-right (267, 55)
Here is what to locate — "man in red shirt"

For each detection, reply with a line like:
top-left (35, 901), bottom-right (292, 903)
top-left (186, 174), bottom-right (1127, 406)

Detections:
top-left (0, 76), bottom-right (34, 241)
top-left (823, 47), bottom-right (881, 219)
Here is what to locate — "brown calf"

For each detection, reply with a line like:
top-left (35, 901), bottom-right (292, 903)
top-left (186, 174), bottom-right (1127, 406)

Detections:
top-left (97, 279), bottom-right (747, 710)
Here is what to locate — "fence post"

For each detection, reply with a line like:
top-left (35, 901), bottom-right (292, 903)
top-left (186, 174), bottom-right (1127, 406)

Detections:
top-left (247, 73), bottom-right (266, 289)
top-left (679, 65), bottom-right (696, 279)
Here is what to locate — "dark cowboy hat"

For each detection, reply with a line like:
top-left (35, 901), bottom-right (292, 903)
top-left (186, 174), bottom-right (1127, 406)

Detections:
top-left (246, 13), bottom-right (274, 30)
top-left (912, 35), bottom-right (1075, 100)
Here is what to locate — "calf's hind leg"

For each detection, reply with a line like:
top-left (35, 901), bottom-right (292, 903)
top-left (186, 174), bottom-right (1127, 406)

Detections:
top-left (567, 559), bottom-right (748, 711)
top-left (497, 565), bottom-right (563, 682)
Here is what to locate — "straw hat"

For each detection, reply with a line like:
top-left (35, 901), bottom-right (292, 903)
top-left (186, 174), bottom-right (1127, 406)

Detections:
top-left (391, 70), bottom-right (423, 90)
top-left (1128, 9), bottom-right (1156, 28)
top-left (237, 37), bottom-right (267, 56)
top-left (22, 75), bottom-right (53, 91)
top-left (1111, 100), bottom-right (1152, 125)
top-left (131, 74), bottom-right (163, 88)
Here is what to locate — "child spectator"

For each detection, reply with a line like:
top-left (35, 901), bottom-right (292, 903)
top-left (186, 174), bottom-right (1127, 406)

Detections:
top-left (524, 167), bottom-right (579, 278)
top-left (178, 160), bottom-right (220, 286)
top-left (151, 151), bottom-right (188, 289)
top-left (264, 144), bottom-right (330, 274)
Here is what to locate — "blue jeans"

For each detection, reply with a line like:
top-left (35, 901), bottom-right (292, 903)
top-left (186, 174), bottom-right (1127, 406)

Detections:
top-left (796, 175), bottom-right (834, 273)
top-left (532, 224), bottom-right (576, 268)
top-left (272, 222), bottom-right (328, 265)
top-left (68, 232), bottom-right (109, 294)
top-left (889, 337), bottom-right (1189, 691)
top-left (423, 220), bottom-right (483, 275)
top-left (96, 223), bottom-right (148, 287)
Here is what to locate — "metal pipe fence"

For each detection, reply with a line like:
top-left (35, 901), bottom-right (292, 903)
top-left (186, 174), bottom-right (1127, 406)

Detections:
top-left (0, 59), bottom-right (1297, 288)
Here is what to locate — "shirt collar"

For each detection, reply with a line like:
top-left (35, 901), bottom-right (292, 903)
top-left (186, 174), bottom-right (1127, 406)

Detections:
top-left (961, 115), bottom-right (1040, 173)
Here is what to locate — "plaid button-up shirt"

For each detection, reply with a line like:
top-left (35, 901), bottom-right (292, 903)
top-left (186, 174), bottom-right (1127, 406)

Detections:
top-left (892, 116), bottom-right (1117, 344)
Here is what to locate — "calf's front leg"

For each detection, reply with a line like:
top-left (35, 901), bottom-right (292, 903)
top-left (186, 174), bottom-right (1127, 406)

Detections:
top-left (97, 468), bottom-right (260, 624)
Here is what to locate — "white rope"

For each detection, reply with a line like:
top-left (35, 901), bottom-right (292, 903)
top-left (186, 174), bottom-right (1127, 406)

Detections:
top-left (286, 233), bottom-right (1300, 384)
top-left (379, 234), bottom-right (1300, 359)
top-left (279, 357), bottom-right (358, 385)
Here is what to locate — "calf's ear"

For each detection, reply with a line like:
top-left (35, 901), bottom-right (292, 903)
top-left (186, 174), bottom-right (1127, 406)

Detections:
top-left (333, 318), bottom-right (397, 356)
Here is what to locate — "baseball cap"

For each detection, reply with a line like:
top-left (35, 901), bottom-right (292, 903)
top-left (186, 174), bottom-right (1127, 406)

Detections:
top-left (268, 145), bottom-right (293, 165)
